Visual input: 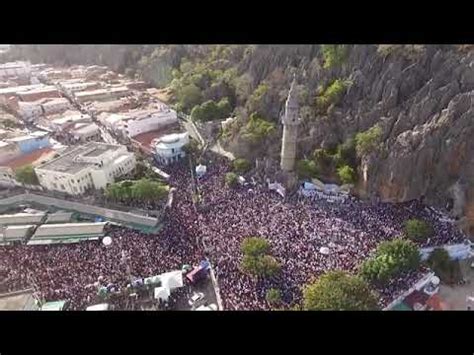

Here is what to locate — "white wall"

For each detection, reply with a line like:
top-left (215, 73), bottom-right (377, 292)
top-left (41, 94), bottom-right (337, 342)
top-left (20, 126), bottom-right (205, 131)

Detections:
top-left (125, 111), bottom-right (178, 138)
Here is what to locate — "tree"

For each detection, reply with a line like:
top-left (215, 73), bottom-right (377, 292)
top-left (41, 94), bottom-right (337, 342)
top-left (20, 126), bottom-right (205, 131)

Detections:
top-left (321, 45), bottom-right (348, 69)
top-left (217, 98), bottom-right (232, 118)
top-left (334, 138), bottom-right (357, 169)
top-left (131, 179), bottom-right (169, 202)
top-left (15, 165), bottom-right (39, 185)
top-left (355, 125), bottom-right (382, 157)
top-left (178, 84), bottom-right (202, 113)
top-left (240, 237), bottom-right (280, 277)
top-left (404, 219), bottom-right (433, 242)
top-left (233, 158), bottom-right (252, 174)
top-left (241, 254), bottom-right (280, 277)
top-left (359, 239), bottom-right (421, 284)
top-left (266, 288), bottom-right (282, 306)
top-left (303, 270), bottom-right (379, 310)
top-left (241, 237), bottom-right (270, 257)
top-left (315, 79), bottom-right (349, 112)
top-left (241, 113), bottom-right (276, 144)
top-left (296, 159), bottom-right (319, 180)
top-left (427, 248), bottom-right (461, 284)
top-left (225, 172), bottom-right (238, 188)
top-left (337, 165), bottom-right (356, 184)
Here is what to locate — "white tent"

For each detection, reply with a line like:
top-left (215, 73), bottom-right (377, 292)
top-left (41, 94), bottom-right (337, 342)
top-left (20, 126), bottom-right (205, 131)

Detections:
top-left (268, 182), bottom-right (285, 198)
top-left (86, 303), bottom-right (109, 311)
top-left (154, 287), bottom-right (170, 302)
top-left (196, 164), bottom-right (207, 177)
top-left (160, 270), bottom-right (184, 290)
top-left (144, 275), bottom-right (161, 286)
top-left (319, 246), bottom-right (330, 255)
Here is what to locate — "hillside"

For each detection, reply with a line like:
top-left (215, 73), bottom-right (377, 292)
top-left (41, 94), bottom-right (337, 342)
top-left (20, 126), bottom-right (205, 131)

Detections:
top-left (5, 44), bottom-right (474, 235)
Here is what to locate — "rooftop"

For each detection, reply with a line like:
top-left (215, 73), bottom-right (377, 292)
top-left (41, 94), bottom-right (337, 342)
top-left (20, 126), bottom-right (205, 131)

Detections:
top-left (36, 142), bottom-right (124, 174)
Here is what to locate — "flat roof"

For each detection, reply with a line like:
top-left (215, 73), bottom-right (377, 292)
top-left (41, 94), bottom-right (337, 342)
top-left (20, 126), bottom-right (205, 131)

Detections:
top-left (75, 87), bottom-right (129, 97)
top-left (37, 142), bottom-right (123, 174)
top-left (82, 143), bottom-right (118, 157)
top-left (0, 290), bottom-right (38, 310)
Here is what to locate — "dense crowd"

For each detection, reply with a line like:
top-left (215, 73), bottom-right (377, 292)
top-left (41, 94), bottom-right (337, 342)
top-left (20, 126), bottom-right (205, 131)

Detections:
top-left (0, 153), bottom-right (467, 310)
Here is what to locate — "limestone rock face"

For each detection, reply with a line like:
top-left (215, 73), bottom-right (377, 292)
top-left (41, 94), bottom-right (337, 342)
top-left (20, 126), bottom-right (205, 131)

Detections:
top-left (304, 46), bottom-right (474, 235)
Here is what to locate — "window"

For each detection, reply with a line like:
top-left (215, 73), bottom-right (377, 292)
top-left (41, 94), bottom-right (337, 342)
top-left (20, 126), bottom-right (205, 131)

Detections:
top-left (60, 184), bottom-right (65, 190)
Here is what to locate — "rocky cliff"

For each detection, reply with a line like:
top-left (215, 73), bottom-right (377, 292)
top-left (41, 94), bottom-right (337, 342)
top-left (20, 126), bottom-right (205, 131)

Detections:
top-left (301, 45), bottom-right (474, 235)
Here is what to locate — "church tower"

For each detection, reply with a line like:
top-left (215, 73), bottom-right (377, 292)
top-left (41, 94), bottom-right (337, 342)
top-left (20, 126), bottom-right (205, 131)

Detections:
top-left (280, 75), bottom-right (301, 172)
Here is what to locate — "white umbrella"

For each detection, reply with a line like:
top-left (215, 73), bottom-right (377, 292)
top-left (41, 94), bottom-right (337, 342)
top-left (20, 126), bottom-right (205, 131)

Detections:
top-left (102, 236), bottom-right (112, 246)
top-left (431, 276), bottom-right (440, 286)
top-left (319, 247), bottom-right (330, 255)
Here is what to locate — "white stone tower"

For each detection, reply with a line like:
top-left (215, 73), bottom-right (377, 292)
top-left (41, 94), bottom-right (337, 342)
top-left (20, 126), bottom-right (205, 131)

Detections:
top-left (280, 75), bottom-right (301, 172)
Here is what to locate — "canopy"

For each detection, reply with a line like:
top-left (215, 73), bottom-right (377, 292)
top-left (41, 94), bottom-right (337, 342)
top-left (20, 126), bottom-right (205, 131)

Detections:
top-left (160, 270), bottom-right (184, 289)
top-left (144, 275), bottom-right (161, 286)
top-left (86, 303), bottom-right (109, 311)
top-left (319, 247), bottom-right (330, 255)
top-left (196, 165), bottom-right (207, 176)
top-left (238, 176), bottom-right (246, 185)
top-left (154, 287), bottom-right (170, 302)
top-left (41, 300), bottom-right (67, 311)
top-left (102, 236), bottom-right (112, 246)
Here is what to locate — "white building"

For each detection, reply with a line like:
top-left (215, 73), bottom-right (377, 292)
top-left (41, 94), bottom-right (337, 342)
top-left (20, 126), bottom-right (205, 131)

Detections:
top-left (121, 107), bottom-right (178, 138)
top-left (35, 142), bottom-right (136, 195)
top-left (70, 123), bottom-right (101, 142)
top-left (154, 132), bottom-right (189, 165)
top-left (0, 61), bottom-right (31, 79)
top-left (41, 98), bottom-right (71, 115)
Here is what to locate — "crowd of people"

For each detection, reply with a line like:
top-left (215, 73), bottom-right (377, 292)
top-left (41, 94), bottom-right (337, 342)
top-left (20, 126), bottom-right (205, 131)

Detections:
top-left (0, 152), bottom-right (468, 310)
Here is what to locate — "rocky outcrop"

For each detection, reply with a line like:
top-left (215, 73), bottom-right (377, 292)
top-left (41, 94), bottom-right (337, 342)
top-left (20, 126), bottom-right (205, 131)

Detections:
top-left (305, 45), bottom-right (474, 236)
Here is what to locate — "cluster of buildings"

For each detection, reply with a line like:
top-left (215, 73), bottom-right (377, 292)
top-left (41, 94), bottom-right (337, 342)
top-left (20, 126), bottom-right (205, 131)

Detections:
top-left (0, 59), bottom-right (191, 195)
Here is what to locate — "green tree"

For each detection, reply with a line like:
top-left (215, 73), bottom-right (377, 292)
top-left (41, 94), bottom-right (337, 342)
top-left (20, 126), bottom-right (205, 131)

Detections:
top-left (217, 98), bottom-right (232, 118)
top-left (241, 237), bottom-right (271, 257)
top-left (315, 79), bottom-right (349, 113)
top-left (296, 159), bottom-right (319, 180)
top-left (427, 248), bottom-right (461, 284)
top-left (233, 158), bottom-right (252, 174)
top-left (15, 165), bottom-right (39, 185)
top-left (337, 165), bottom-right (356, 184)
top-left (359, 239), bottom-right (421, 284)
top-left (225, 172), bottom-right (238, 187)
top-left (404, 219), bottom-right (433, 242)
top-left (334, 138), bottom-right (357, 169)
top-left (240, 237), bottom-right (280, 277)
top-left (355, 125), bottom-right (382, 157)
top-left (312, 148), bottom-right (333, 172)
top-left (303, 270), bottom-right (379, 310)
top-left (266, 288), bottom-right (282, 306)
top-left (131, 179), bottom-right (169, 201)
top-left (241, 113), bottom-right (276, 144)
top-left (178, 84), bottom-right (202, 113)
top-left (241, 254), bottom-right (280, 277)
top-left (321, 45), bottom-right (348, 69)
